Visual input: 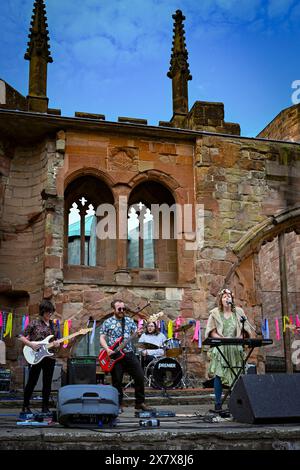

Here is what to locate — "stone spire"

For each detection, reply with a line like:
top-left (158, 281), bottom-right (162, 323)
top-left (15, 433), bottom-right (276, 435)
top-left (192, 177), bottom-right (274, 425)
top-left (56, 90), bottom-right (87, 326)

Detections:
top-left (167, 10), bottom-right (192, 127)
top-left (25, 0), bottom-right (53, 113)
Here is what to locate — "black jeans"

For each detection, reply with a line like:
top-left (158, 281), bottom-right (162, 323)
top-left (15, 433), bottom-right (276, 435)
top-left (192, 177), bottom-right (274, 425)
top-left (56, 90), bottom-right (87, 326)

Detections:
top-left (24, 357), bottom-right (55, 409)
top-left (110, 352), bottom-right (145, 406)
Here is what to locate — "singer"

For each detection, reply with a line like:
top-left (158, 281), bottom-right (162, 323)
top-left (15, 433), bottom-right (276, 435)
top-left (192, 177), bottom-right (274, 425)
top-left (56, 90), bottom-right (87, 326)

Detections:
top-left (205, 288), bottom-right (252, 412)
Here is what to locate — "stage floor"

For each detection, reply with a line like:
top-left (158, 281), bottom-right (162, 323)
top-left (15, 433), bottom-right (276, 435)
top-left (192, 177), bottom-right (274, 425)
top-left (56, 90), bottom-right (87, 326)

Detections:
top-left (0, 391), bottom-right (300, 450)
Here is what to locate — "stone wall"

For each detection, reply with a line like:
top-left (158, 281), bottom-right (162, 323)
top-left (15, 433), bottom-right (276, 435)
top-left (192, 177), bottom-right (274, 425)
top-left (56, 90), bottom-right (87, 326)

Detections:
top-left (258, 104), bottom-right (300, 142)
top-left (0, 142), bottom-right (49, 304)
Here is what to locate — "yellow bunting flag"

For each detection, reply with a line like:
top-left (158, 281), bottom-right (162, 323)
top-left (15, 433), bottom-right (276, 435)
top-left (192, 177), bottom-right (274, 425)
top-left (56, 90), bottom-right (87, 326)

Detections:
top-left (283, 315), bottom-right (290, 333)
top-left (63, 320), bottom-right (69, 348)
top-left (167, 320), bottom-right (173, 339)
top-left (4, 312), bottom-right (13, 338)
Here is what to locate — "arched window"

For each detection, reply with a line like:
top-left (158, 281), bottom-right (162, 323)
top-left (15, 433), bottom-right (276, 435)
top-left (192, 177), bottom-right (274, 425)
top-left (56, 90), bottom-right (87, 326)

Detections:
top-left (64, 175), bottom-right (115, 268)
top-left (127, 181), bottom-right (178, 282)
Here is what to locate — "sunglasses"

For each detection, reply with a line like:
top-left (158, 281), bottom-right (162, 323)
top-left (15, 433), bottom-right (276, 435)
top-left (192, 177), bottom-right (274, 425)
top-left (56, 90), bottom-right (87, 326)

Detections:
top-left (117, 307), bottom-right (125, 312)
top-left (220, 289), bottom-right (232, 295)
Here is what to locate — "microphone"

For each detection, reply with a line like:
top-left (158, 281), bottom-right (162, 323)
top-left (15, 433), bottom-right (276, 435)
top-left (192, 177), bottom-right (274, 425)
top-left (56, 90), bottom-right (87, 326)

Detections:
top-left (226, 300), bottom-right (233, 305)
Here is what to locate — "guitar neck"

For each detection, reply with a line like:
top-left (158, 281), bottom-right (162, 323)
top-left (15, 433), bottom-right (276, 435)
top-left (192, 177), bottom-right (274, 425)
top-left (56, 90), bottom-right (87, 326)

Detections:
top-left (119, 330), bottom-right (139, 351)
top-left (47, 331), bottom-right (82, 349)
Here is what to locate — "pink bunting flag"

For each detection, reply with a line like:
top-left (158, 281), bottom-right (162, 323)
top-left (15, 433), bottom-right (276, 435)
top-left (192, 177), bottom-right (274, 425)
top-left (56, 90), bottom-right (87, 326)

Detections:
top-left (289, 316), bottom-right (294, 325)
top-left (296, 315), bottom-right (300, 328)
top-left (0, 311), bottom-right (3, 329)
top-left (275, 318), bottom-right (280, 341)
top-left (24, 315), bottom-right (29, 330)
top-left (192, 320), bottom-right (200, 342)
top-left (175, 316), bottom-right (182, 339)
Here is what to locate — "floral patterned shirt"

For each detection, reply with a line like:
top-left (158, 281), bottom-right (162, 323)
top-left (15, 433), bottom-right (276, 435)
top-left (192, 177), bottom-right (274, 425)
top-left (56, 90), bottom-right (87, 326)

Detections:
top-left (99, 315), bottom-right (137, 353)
top-left (20, 319), bottom-right (59, 342)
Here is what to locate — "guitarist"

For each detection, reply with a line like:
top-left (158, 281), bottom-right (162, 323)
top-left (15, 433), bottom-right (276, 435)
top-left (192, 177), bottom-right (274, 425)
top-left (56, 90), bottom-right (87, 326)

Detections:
top-left (99, 299), bottom-right (152, 413)
top-left (18, 299), bottom-right (60, 414)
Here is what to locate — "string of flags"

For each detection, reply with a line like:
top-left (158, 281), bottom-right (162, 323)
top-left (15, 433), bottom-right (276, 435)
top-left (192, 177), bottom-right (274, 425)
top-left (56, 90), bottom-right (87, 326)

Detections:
top-left (0, 309), bottom-right (300, 348)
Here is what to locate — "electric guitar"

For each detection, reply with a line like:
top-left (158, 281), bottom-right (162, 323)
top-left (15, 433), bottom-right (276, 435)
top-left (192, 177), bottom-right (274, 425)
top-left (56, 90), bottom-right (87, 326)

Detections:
top-left (23, 328), bottom-right (93, 365)
top-left (98, 312), bottom-right (164, 373)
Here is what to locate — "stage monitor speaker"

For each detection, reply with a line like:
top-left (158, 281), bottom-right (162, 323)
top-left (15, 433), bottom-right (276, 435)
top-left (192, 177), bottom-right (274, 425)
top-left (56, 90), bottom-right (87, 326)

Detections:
top-left (229, 374), bottom-right (300, 424)
top-left (57, 384), bottom-right (119, 427)
top-left (67, 357), bottom-right (96, 385)
top-left (23, 365), bottom-right (62, 391)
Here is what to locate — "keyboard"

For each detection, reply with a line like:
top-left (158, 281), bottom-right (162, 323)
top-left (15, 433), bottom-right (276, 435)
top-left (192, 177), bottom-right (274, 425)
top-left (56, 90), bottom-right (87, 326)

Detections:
top-left (203, 337), bottom-right (273, 347)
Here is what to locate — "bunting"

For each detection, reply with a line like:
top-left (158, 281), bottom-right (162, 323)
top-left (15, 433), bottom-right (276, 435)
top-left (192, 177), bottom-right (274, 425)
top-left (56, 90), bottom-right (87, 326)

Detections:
top-left (160, 320), bottom-right (167, 336)
top-left (63, 320), bottom-right (69, 348)
top-left (275, 318), bottom-right (280, 340)
top-left (4, 312), bottom-right (13, 338)
top-left (90, 319), bottom-right (96, 344)
top-left (283, 315), bottom-right (290, 333)
top-left (167, 321), bottom-right (173, 339)
top-left (261, 318), bottom-right (270, 339)
top-left (174, 316), bottom-right (183, 339)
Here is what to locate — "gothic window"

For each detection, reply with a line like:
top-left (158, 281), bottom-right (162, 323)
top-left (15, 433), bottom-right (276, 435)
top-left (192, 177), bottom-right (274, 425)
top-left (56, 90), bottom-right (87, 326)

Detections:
top-left (64, 175), bottom-right (115, 268)
top-left (127, 181), bottom-right (178, 280)
top-left (128, 203), bottom-right (155, 268)
top-left (67, 198), bottom-right (96, 266)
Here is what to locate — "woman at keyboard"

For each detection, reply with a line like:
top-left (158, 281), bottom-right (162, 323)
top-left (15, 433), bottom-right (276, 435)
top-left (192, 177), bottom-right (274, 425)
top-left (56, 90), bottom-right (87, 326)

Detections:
top-left (205, 288), bottom-right (252, 412)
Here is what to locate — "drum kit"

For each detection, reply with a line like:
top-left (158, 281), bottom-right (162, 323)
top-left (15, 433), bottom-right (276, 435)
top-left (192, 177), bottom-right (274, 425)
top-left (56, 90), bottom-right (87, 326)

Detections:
top-left (137, 322), bottom-right (197, 392)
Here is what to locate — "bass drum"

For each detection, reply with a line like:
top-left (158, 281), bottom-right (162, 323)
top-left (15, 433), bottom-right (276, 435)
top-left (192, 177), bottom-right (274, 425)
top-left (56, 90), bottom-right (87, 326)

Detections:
top-left (145, 357), bottom-right (182, 389)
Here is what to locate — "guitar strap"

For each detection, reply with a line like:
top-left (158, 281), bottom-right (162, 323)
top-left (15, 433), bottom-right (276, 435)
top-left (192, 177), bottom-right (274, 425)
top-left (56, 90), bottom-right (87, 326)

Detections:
top-left (49, 319), bottom-right (56, 339)
top-left (121, 316), bottom-right (125, 338)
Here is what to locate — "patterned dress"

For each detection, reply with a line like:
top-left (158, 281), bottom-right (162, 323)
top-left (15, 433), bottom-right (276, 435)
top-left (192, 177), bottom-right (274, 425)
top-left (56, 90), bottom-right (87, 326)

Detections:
top-left (208, 313), bottom-right (245, 387)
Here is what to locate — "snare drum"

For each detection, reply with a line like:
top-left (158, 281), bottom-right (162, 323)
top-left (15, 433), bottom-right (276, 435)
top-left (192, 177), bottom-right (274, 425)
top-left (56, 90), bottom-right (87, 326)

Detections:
top-left (145, 357), bottom-right (182, 389)
top-left (164, 338), bottom-right (182, 358)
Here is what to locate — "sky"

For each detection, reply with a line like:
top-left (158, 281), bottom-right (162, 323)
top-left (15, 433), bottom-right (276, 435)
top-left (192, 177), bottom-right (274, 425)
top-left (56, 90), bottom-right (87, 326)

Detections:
top-left (0, 0), bottom-right (299, 137)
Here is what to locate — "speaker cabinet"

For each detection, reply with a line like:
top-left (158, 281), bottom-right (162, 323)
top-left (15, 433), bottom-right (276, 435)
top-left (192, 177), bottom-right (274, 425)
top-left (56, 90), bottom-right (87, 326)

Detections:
top-left (229, 374), bottom-right (300, 424)
top-left (23, 365), bottom-right (62, 391)
top-left (67, 357), bottom-right (96, 385)
top-left (57, 384), bottom-right (119, 427)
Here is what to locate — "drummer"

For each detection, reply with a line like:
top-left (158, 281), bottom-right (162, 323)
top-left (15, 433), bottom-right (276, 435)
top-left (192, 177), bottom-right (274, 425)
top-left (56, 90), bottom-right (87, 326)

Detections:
top-left (138, 322), bottom-right (166, 369)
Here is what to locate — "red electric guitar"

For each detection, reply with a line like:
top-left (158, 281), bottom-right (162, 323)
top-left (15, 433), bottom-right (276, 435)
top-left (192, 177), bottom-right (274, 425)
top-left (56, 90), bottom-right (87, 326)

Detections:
top-left (98, 311), bottom-right (164, 373)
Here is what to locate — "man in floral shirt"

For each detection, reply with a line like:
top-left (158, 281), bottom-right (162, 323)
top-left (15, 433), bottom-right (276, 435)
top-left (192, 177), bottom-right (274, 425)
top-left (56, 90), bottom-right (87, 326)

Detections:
top-left (100, 299), bottom-right (152, 413)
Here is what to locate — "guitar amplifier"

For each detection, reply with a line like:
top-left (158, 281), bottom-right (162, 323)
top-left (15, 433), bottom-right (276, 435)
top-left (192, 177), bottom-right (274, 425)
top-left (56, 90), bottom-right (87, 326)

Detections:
top-left (23, 365), bottom-right (62, 391)
top-left (67, 357), bottom-right (96, 385)
top-left (0, 369), bottom-right (11, 392)
top-left (57, 384), bottom-right (119, 427)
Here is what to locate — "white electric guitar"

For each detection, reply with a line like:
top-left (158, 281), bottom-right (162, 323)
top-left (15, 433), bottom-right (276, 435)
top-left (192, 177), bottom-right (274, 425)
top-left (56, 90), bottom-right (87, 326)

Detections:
top-left (23, 328), bottom-right (93, 365)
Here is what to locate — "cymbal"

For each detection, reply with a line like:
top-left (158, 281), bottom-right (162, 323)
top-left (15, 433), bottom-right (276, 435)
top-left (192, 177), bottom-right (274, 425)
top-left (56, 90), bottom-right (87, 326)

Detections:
top-left (175, 323), bottom-right (193, 333)
top-left (138, 342), bottom-right (160, 350)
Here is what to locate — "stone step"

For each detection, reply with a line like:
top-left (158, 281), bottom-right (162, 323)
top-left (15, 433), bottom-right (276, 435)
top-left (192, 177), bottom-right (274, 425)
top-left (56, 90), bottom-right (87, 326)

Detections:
top-left (0, 387), bottom-right (214, 408)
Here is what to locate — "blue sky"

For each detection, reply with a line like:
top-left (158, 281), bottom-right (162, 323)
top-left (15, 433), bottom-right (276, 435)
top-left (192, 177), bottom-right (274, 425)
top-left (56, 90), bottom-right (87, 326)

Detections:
top-left (0, 0), bottom-right (299, 137)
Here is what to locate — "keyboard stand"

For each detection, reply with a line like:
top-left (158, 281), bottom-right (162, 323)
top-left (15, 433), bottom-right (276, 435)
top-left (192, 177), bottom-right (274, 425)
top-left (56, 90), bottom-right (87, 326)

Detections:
top-left (216, 345), bottom-right (256, 406)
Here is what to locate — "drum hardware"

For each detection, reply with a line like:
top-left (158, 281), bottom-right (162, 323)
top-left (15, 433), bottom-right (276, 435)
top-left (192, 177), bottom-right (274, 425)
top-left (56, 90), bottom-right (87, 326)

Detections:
top-left (177, 326), bottom-right (199, 389)
top-left (138, 343), bottom-right (160, 350)
top-left (163, 338), bottom-right (182, 358)
top-left (174, 323), bottom-right (193, 333)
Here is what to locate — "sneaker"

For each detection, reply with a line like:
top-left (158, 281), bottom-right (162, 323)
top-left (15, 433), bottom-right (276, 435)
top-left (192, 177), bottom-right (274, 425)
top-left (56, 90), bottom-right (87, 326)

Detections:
top-left (214, 404), bottom-right (222, 412)
top-left (135, 403), bottom-right (154, 412)
top-left (21, 406), bottom-right (32, 414)
top-left (41, 406), bottom-right (51, 414)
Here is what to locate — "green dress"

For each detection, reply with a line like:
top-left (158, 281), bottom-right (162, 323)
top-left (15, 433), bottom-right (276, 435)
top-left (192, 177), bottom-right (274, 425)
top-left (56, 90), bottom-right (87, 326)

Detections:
top-left (208, 313), bottom-right (245, 387)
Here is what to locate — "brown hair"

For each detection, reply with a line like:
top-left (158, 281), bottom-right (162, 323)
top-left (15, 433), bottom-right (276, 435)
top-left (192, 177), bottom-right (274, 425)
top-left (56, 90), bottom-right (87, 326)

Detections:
top-left (111, 299), bottom-right (125, 309)
top-left (146, 322), bottom-right (159, 335)
top-left (218, 288), bottom-right (236, 312)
